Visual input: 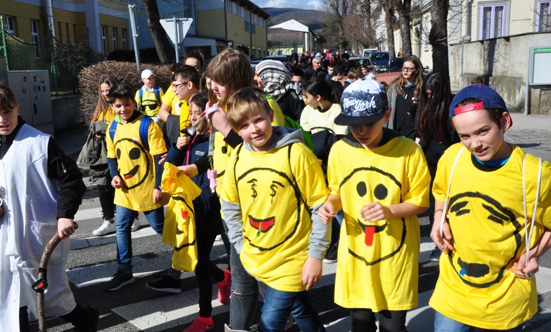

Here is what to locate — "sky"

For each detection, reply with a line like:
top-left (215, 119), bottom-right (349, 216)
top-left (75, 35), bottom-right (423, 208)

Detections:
top-left (252, 0), bottom-right (324, 11)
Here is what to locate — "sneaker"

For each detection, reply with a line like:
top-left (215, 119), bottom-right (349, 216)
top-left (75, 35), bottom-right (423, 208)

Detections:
top-left (324, 243), bottom-right (338, 263)
top-left (92, 219), bottom-right (116, 236)
top-left (74, 306), bottom-right (99, 332)
top-left (284, 314), bottom-right (295, 330)
top-left (104, 269), bottom-right (135, 291)
top-left (430, 247), bottom-right (442, 262)
top-left (218, 269), bottom-right (231, 304)
top-left (145, 275), bottom-right (182, 294)
top-left (131, 217), bottom-right (140, 232)
top-left (183, 317), bottom-right (214, 332)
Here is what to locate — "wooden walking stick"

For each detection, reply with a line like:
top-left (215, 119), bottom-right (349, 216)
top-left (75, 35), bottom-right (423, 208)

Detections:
top-left (32, 222), bottom-right (79, 332)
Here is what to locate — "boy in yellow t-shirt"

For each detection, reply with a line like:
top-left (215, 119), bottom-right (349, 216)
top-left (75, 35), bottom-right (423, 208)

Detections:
top-left (429, 84), bottom-right (551, 331)
top-left (318, 79), bottom-right (430, 331)
top-left (222, 88), bottom-right (330, 332)
top-left (104, 84), bottom-right (173, 292)
top-left (135, 69), bottom-right (164, 125)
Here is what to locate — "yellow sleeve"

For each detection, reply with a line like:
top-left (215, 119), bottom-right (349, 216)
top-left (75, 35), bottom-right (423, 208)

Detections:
top-left (402, 144), bottom-right (430, 207)
top-left (106, 124), bottom-right (116, 159)
top-left (268, 98), bottom-right (285, 127)
top-left (432, 146), bottom-right (458, 202)
top-left (159, 88), bottom-right (165, 100)
top-left (222, 147), bottom-right (240, 204)
top-left (135, 89), bottom-right (141, 104)
top-left (162, 86), bottom-right (173, 107)
top-left (147, 120), bottom-right (168, 156)
top-left (300, 107), bottom-right (311, 132)
top-left (292, 144), bottom-right (329, 207)
top-left (327, 142), bottom-right (340, 197)
top-left (536, 161), bottom-right (551, 229)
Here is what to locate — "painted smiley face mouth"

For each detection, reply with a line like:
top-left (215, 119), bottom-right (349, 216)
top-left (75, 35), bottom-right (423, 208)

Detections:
top-left (457, 256), bottom-right (490, 278)
top-left (124, 165), bottom-right (139, 179)
top-left (358, 219), bottom-right (387, 246)
top-left (249, 215), bottom-right (275, 237)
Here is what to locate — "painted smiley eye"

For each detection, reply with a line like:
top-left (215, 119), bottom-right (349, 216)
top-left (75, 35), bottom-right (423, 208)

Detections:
top-left (116, 148), bottom-right (121, 159)
top-left (374, 184), bottom-right (388, 200)
top-left (129, 147), bottom-right (141, 160)
top-left (357, 181), bottom-right (367, 197)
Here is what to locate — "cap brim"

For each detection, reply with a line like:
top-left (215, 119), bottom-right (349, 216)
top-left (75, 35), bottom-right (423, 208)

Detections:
top-left (334, 112), bottom-right (386, 126)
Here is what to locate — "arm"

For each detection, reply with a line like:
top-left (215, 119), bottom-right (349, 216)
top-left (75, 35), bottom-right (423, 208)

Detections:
top-left (220, 198), bottom-right (245, 253)
top-left (304, 203), bottom-right (331, 290)
top-left (158, 102), bottom-right (171, 122)
top-left (429, 199), bottom-right (454, 252)
top-left (360, 201), bottom-right (427, 223)
top-left (318, 194), bottom-right (342, 225)
top-left (152, 154), bottom-right (164, 203)
top-left (510, 229), bottom-right (551, 278)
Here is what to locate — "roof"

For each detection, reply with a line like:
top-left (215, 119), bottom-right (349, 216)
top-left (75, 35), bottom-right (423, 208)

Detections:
top-left (269, 19), bottom-right (312, 34)
top-left (229, 0), bottom-right (270, 20)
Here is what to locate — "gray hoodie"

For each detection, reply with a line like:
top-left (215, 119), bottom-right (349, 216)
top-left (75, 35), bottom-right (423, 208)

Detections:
top-left (221, 126), bottom-right (331, 260)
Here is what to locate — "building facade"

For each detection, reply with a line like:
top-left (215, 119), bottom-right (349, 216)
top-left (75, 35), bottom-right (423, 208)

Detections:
top-left (267, 19), bottom-right (315, 56)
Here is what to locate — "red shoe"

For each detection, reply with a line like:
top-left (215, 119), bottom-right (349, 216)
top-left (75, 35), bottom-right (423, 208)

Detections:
top-left (218, 269), bottom-right (232, 304)
top-left (183, 317), bottom-right (214, 332)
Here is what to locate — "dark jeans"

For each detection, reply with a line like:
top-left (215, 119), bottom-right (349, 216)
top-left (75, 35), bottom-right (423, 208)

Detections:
top-left (97, 183), bottom-right (115, 220)
top-left (196, 231), bottom-right (225, 317)
top-left (428, 164), bottom-right (437, 224)
top-left (229, 243), bottom-right (260, 330)
top-left (260, 286), bottom-right (326, 332)
top-left (350, 309), bottom-right (408, 332)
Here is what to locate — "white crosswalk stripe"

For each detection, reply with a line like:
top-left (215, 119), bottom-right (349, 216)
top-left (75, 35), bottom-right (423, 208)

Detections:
top-left (66, 205), bottom-right (551, 332)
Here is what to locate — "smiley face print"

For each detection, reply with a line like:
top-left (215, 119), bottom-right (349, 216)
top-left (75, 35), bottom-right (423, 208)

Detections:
top-left (115, 138), bottom-right (151, 190)
top-left (237, 167), bottom-right (302, 252)
top-left (446, 192), bottom-right (521, 288)
top-left (340, 166), bottom-right (406, 266)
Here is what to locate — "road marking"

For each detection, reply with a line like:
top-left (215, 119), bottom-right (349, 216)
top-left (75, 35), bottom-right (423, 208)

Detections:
top-left (70, 226), bottom-right (159, 250)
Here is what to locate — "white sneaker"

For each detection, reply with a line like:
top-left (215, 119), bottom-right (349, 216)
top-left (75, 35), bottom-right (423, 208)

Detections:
top-left (131, 217), bottom-right (140, 232)
top-left (93, 220), bottom-right (116, 236)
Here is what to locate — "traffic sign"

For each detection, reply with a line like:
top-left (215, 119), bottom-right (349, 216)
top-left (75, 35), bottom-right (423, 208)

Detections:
top-left (160, 18), bottom-right (193, 45)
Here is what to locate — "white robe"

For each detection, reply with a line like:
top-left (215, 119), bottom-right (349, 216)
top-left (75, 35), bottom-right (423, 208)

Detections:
top-left (0, 124), bottom-right (75, 331)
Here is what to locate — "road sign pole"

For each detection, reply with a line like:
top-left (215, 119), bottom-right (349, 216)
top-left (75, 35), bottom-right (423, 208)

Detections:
top-left (174, 17), bottom-right (179, 63)
top-left (128, 4), bottom-right (140, 73)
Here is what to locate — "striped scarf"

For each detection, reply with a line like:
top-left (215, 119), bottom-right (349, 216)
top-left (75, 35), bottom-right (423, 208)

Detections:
top-left (256, 60), bottom-right (303, 101)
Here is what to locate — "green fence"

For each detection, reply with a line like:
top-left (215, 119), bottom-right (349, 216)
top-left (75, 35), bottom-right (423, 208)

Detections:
top-left (0, 16), bottom-right (91, 96)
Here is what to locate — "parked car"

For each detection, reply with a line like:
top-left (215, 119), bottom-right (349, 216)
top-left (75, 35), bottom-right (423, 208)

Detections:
top-left (348, 57), bottom-right (375, 73)
top-left (250, 60), bottom-right (261, 68)
top-left (262, 55), bottom-right (287, 62)
top-left (370, 52), bottom-right (390, 73)
top-left (387, 57), bottom-right (404, 73)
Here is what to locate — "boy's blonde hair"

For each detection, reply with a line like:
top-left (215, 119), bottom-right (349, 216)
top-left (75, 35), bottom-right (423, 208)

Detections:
top-left (227, 87), bottom-right (271, 131)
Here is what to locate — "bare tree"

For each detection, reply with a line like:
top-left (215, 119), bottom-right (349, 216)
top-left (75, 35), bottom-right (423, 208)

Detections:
top-left (143, 0), bottom-right (175, 64)
top-left (323, 0), bottom-right (351, 51)
top-left (430, 0), bottom-right (450, 83)
top-left (379, 0), bottom-right (397, 57)
top-left (392, 0), bottom-right (412, 57)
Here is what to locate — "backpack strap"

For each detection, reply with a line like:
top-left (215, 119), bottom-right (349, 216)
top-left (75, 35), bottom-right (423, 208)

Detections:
top-left (109, 120), bottom-right (118, 143)
top-left (439, 146), bottom-right (465, 240)
top-left (522, 153), bottom-right (543, 279)
top-left (153, 86), bottom-right (161, 105)
top-left (287, 143), bottom-right (311, 217)
top-left (139, 116), bottom-right (152, 151)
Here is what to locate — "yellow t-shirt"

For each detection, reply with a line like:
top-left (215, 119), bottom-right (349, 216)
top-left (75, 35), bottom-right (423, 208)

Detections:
top-left (163, 85), bottom-right (190, 131)
top-left (106, 113), bottom-right (170, 211)
top-left (300, 103), bottom-right (348, 135)
top-left (429, 144), bottom-right (551, 330)
top-left (98, 107), bottom-right (116, 125)
top-left (135, 87), bottom-right (165, 117)
top-left (222, 142), bottom-right (329, 292)
top-left (328, 134), bottom-right (430, 311)
top-left (161, 163), bottom-right (202, 272)
top-left (267, 97), bottom-right (286, 127)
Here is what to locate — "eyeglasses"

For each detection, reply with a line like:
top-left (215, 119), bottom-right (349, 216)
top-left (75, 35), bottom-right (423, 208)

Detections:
top-left (402, 67), bottom-right (416, 72)
top-left (173, 81), bottom-right (189, 90)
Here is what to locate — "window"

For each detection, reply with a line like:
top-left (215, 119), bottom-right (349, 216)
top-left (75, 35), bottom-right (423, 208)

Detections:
top-left (537, 1), bottom-right (551, 32)
top-left (66, 23), bottom-right (70, 43)
top-left (6, 16), bottom-right (15, 35)
top-left (122, 29), bottom-right (127, 51)
top-left (57, 22), bottom-right (63, 42)
top-left (31, 20), bottom-right (40, 58)
top-left (424, 17), bottom-right (429, 49)
top-left (112, 27), bottom-right (117, 51)
top-left (101, 26), bottom-right (107, 57)
top-left (245, 21), bottom-right (249, 32)
top-left (480, 4), bottom-right (506, 39)
top-left (73, 24), bottom-right (77, 42)
top-left (251, 23), bottom-right (256, 34)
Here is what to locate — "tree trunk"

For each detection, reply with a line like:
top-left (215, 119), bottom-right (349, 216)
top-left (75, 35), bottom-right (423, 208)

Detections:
top-left (143, 0), bottom-right (175, 64)
top-left (394, 0), bottom-right (412, 57)
top-left (381, 0), bottom-right (396, 57)
top-left (430, 0), bottom-right (450, 84)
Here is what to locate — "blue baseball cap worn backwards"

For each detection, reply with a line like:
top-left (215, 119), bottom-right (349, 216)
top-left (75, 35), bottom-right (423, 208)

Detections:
top-left (336, 79), bottom-right (388, 126)
top-left (449, 84), bottom-right (508, 118)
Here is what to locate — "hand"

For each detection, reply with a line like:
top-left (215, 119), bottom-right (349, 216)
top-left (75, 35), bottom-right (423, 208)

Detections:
top-left (415, 137), bottom-right (421, 146)
top-left (177, 164), bottom-right (199, 178)
top-left (95, 134), bottom-right (104, 139)
top-left (111, 175), bottom-right (123, 189)
top-left (360, 201), bottom-right (390, 223)
top-left (176, 136), bottom-right (192, 150)
top-left (208, 105), bottom-right (231, 135)
top-left (510, 253), bottom-right (540, 278)
top-left (318, 200), bottom-right (336, 225)
top-left (152, 189), bottom-right (164, 204)
top-left (58, 218), bottom-right (75, 239)
top-left (430, 211), bottom-right (454, 253)
top-left (302, 257), bottom-right (323, 290)
top-left (158, 153), bottom-right (167, 164)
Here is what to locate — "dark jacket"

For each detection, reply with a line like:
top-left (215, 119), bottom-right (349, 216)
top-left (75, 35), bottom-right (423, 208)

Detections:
top-left (277, 90), bottom-right (305, 123)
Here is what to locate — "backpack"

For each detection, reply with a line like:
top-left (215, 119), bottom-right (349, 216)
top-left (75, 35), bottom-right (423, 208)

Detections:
top-left (138, 86), bottom-right (162, 113)
top-left (109, 115), bottom-right (152, 151)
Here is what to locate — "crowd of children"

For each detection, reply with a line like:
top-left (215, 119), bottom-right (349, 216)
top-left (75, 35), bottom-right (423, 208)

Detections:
top-left (2, 48), bottom-right (551, 332)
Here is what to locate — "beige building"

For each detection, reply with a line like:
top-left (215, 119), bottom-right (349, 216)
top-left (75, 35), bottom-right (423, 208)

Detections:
top-left (267, 19), bottom-right (315, 56)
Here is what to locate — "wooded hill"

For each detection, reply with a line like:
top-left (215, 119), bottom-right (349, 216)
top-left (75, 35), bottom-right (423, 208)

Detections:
top-left (263, 7), bottom-right (325, 34)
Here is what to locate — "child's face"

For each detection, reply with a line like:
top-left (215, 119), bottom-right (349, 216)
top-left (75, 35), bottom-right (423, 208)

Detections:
top-left (327, 67), bottom-right (334, 75)
top-left (172, 79), bottom-right (191, 101)
top-left (237, 108), bottom-right (274, 152)
top-left (185, 58), bottom-right (201, 74)
top-left (142, 75), bottom-right (155, 88)
top-left (0, 104), bottom-right (20, 136)
top-left (303, 91), bottom-right (319, 108)
top-left (210, 80), bottom-right (227, 101)
top-left (349, 109), bottom-right (391, 150)
top-left (100, 83), bottom-right (111, 102)
top-left (401, 61), bottom-right (419, 81)
top-left (189, 102), bottom-right (208, 133)
top-left (111, 97), bottom-right (136, 122)
top-left (452, 109), bottom-right (511, 161)
top-left (254, 69), bottom-right (264, 89)
top-left (361, 67), bottom-right (368, 76)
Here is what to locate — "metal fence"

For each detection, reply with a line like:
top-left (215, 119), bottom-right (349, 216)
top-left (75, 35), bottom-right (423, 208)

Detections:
top-left (0, 16), bottom-right (91, 96)
top-left (267, 43), bottom-right (300, 56)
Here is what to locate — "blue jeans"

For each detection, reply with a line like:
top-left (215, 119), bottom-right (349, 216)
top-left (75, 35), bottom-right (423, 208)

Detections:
top-left (115, 205), bottom-right (164, 270)
top-left (434, 311), bottom-right (523, 332)
top-left (259, 286), bottom-right (325, 332)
